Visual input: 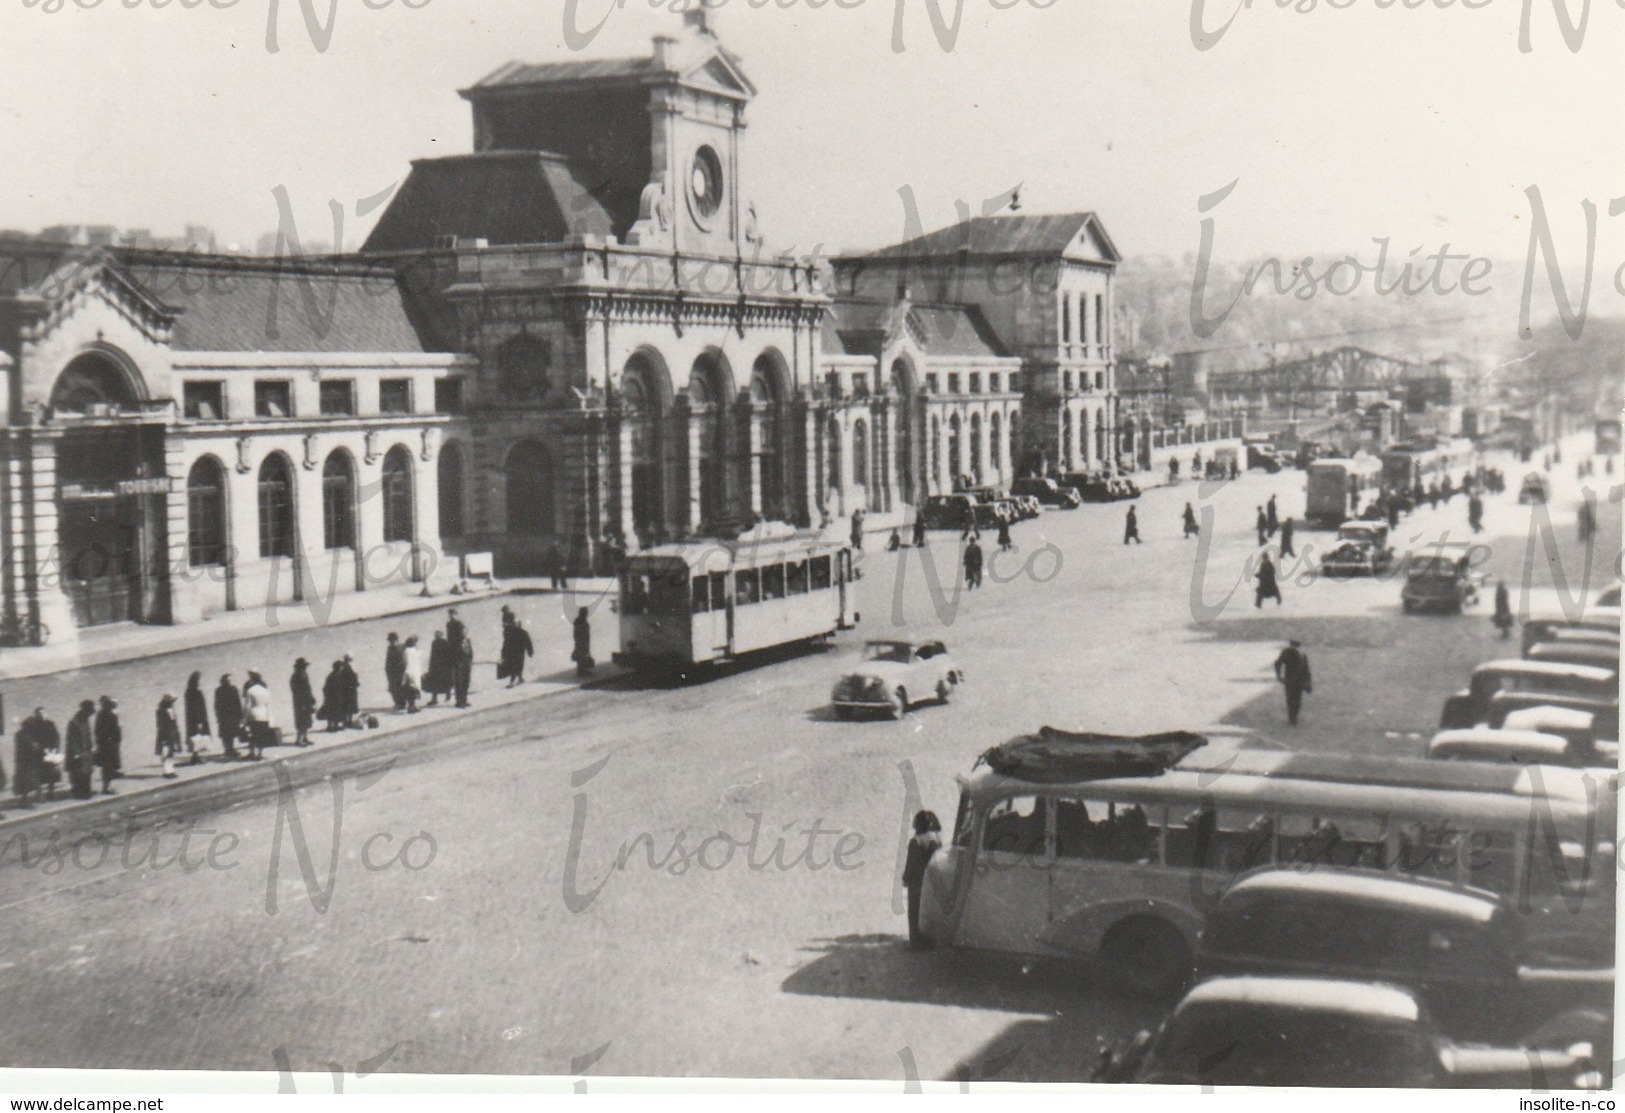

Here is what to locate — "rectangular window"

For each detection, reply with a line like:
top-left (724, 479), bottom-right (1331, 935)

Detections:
top-left (1096, 295), bottom-right (1105, 343)
top-left (1097, 370), bottom-right (1106, 391)
top-left (183, 381), bottom-right (225, 421)
top-left (1061, 296), bottom-right (1071, 343)
top-left (989, 373), bottom-right (1001, 394)
top-left (947, 373), bottom-right (961, 395)
top-left (622, 574), bottom-right (650, 616)
top-left (1053, 798), bottom-right (1161, 864)
top-left (434, 378), bottom-right (464, 414)
top-left (809, 555), bottom-right (832, 591)
top-left (689, 575), bottom-right (708, 615)
top-left (1078, 296), bottom-right (1087, 346)
top-left (735, 568), bottom-right (761, 605)
top-left (649, 569), bottom-right (688, 616)
top-left (319, 380), bottom-right (356, 417)
top-left (255, 380), bottom-right (292, 418)
top-left (969, 373), bottom-right (981, 395)
top-left (761, 563), bottom-right (786, 600)
top-left (379, 378), bottom-right (413, 415)
top-left (786, 560), bottom-right (808, 595)
top-left (925, 374), bottom-right (939, 393)
top-left (982, 795), bottom-right (1048, 857)
top-left (1063, 371), bottom-right (1073, 394)
top-left (709, 572), bottom-right (728, 612)
top-left (1008, 371), bottom-right (1021, 393)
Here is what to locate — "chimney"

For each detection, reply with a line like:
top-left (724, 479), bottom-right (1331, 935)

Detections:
top-left (652, 34), bottom-right (677, 68)
top-left (684, 5), bottom-right (712, 34)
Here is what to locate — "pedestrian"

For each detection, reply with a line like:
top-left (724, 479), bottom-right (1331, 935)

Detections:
top-left (1255, 552), bottom-right (1283, 608)
top-left (902, 810), bottom-right (943, 950)
top-left (1273, 639), bottom-right (1313, 726)
top-left (401, 637), bottom-right (422, 713)
top-left (1493, 580), bottom-right (1514, 640)
top-left (1578, 502), bottom-right (1596, 544)
top-left (155, 694), bottom-right (181, 779)
top-left (850, 508), bottom-right (865, 552)
top-left (887, 528), bottom-right (902, 552)
top-left (290, 658), bottom-right (317, 745)
top-left (547, 541), bottom-right (568, 592)
top-left (320, 661), bottom-right (347, 732)
top-left (1124, 505), bottom-right (1142, 545)
top-left (453, 630), bottom-right (474, 709)
top-left (34, 709), bottom-right (61, 801)
top-left (183, 671), bottom-right (211, 764)
top-left (1182, 502), bottom-right (1199, 540)
top-left (425, 631), bottom-right (454, 707)
top-left (94, 696), bottom-right (121, 795)
top-left (214, 673), bottom-right (243, 760)
top-left (1169, 457), bottom-right (1180, 483)
top-left (1427, 481), bottom-right (1440, 510)
top-left (911, 515), bottom-right (927, 549)
top-left (572, 606), bottom-right (595, 678)
top-left (1255, 506), bottom-right (1268, 547)
top-left (11, 708), bottom-right (41, 808)
top-left (65, 700), bottom-right (96, 800)
top-left (385, 632), bottom-right (408, 711)
top-left (501, 616), bottom-right (535, 686)
top-left (1279, 516), bottom-right (1296, 558)
top-left (996, 517), bottom-right (1013, 552)
top-left (963, 536), bottom-right (984, 589)
top-left (1266, 495), bottom-right (1279, 537)
top-left (243, 671), bottom-right (272, 759)
top-left (1468, 493), bottom-right (1484, 535)
top-left (1386, 497), bottom-right (1400, 531)
top-left (338, 655), bottom-right (362, 727)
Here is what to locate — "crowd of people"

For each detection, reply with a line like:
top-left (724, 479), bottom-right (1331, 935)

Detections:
top-left (2, 602), bottom-right (594, 819)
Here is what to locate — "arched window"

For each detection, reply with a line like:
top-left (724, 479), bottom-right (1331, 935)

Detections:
top-left (690, 354), bottom-right (732, 524)
top-left (1060, 409), bottom-right (1073, 468)
top-left (969, 413), bottom-right (983, 483)
top-left (622, 359), bottom-right (667, 537)
top-left (852, 419), bottom-right (869, 489)
top-left (257, 454), bottom-right (296, 559)
top-left (186, 456), bottom-right (227, 568)
top-left (506, 440), bottom-right (553, 537)
top-left (1079, 409), bottom-right (1091, 467)
top-left (1009, 411), bottom-right (1021, 466)
top-left (948, 413), bottom-right (962, 482)
top-left (438, 441), bottom-right (465, 540)
top-left (751, 356), bottom-right (784, 515)
top-left (990, 412), bottom-right (1003, 477)
top-left (321, 451), bottom-right (357, 551)
top-left (382, 446), bottom-right (415, 544)
top-left (826, 417), bottom-right (842, 494)
top-left (1096, 411), bottom-right (1107, 462)
top-left (929, 416), bottom-right (940, 487)
top-left (51, 352), bottom-right (141, 414)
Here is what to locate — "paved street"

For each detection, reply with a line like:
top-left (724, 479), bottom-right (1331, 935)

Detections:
top-left (0, 440), bottom-right (1617, 1083)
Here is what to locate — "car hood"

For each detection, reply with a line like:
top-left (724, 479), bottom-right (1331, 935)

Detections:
top-left (843, 662), bottom-right (912, 682)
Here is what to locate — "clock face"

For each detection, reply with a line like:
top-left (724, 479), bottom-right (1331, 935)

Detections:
top-left (690, 146), bottom-right (723, 221)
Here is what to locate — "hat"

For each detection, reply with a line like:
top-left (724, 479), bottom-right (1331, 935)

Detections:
top-left (1289, 639), bottom-right (1302, 647)
top-left (160, 693), bottom-right (176, 705)
top-left (294, 657), bottom-right (309, 668)
top-left (79, 699), bottom-right (95, 714)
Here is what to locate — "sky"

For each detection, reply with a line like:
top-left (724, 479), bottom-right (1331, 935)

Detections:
top-left (0, 0), bottom-right (1620, 297)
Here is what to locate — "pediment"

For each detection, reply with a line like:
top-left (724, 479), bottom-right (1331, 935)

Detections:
top-left (682, 50), bottom-right (756, 100)
top-left (1062, 215), bottom-right (1122, 265)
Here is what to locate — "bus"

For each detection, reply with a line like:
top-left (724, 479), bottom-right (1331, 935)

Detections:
top-left (916, 730), bottom-right (1616, 994)
top-left (1381, 439), bottom-right (1477, 500)
top-left (613, 532), bottom-right (854, 672)
top-left (1304, 456), bottom-right (1382, 527)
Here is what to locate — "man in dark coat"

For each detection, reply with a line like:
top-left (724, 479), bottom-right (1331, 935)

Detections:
top-left (996, 517), bottom-right (1013, 552)
top-left (321, 662), bottom-right (348, 732)
top-left (183, 672), bottom-right (210, 764)
top-left (1279, 516), bottom-right (1296, 558)
top-left (572, 608), bottom-right (594, 678)
top-left (214, 674), bottom-right (243, 760)
top-left (31, 708), bottom-right (61, 800)
top-left (1387, 497), bottom-right (1401, 531)
top-left (1255, 552), bottom-right (1283, 608)
top-left (290, 658), bottom-right (317, 746)
top-left (385, 633), bottom-right (407, 711)
top-left (1124, 505), bottom-right (1142, 545)
top-left (1273, 639), bottom-right (1313, 726)
top-left (502, 618), bottom-right (536, 686)
top-left (902, 810), bottom-right (943, 950)
top-left (1468, 493), bottom-right (1485, 535)
top-left (65, 700), bottom-right (96, 800)
top-left (963, 537), bottom-right (984, 589)
top-left (155, 695), bottom-right (181, 779)
top-left (453, 633), bottom-right (474, 709)
top-left (1255, 506), bottom-right (1269, 547)
top-left (911, 515), bottom-right (927, 549)
top-left (425, 631), bottom-right (454, 707)
top-left (338, 655), bottom-right (361, 728)
top-left (12, 708), bottom-right (45, 808)
top-left (94, 696), bottom-right (122, 795)
top-left (1182, 503), bottom-right (1199, 540)
top-left (1265, 495), bottom-right (1279, 537)
top-left (850, 509), bottom-right (865, 552)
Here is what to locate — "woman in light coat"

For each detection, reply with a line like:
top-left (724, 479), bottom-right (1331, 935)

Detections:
top-left (243, 672), bottom-right (273, 761)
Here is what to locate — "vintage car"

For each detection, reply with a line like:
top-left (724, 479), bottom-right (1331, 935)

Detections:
top-left (830, 639), bottom-right (962, 719)
top-left (1011, 477), bottom-right (1081, 509)
top-left (1428, 727), bottom-right (1596, 769)
top-left (1094, 976), bottom-right (1603, 1088)
top-left (1321, 522), bottom-right (1395, 578)
top-left (1521, 608), bottom-right (1622, 655)
top-left (1062, 472), bottom-right (1139, 503)
top-left (1402, 542), bottom-right (1488, 613)
top-left (1526, 640), bottom-right (1621, 672)
top-left (1502, 705), bottom-right (1618, 756)
top-left (1520, 473), bottom-right (1550, 504)
top-left (1012, 494), bottom-right (1043, 521)
top-left (962, 486), bottom-right (1023, 523)
top-left (1439, 659), bottom-right (1617, 730)
top-left (918, 494), bottom-right (1002, 532)
top-left (1193, 869), bottom-right (1615, 1048)
top-left (1247, 444), bottom-right (1287, 473)
top-left (1597, 585), bottom-right (1621, 608)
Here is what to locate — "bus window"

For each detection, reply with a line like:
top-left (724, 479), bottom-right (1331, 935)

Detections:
top-left (736, 568), bottom-right (761, 605)
top-left (762, 563), bottom-right (786, 601)
top-left (622, 574), bottom-right (650, 616)
top-left (810, 555), bottom-right (832, 591)
top-left (982, 796), bottom-right (1048, 857)
top-left (1166, 808), bottom-right (1273, 871)
top-left (709, 572), bottom-right (728, 611)
top-left (691, 576), bottom-right (709, 614)
top-left (1397, 820), bottom-right (1466, 884)
top-left (649, 570), bottom-right (688, 616)
top-left (1054, 798), bottom-right (1158, 864)
top-left (1464, 828), bottom-right (1517, 893)
top-left (786, 560), bottom-right (809, 595)
top-left (1278, 813), bottom-right (1387, 870)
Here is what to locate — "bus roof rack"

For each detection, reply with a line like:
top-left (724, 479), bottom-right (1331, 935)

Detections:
top-left (975, 727), bottom-right (1208, 784)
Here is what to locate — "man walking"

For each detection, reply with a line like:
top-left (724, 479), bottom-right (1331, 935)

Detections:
top-left (1266, 495), bottom-right (1279, 538)
top-left (1255, 552), bottom-right (1283, 608)
top-left (93, 696), bottom-right (121, 795)
top-left (911, 514), bottom-right (927, 549)
top-left (1279, 517), bottom-right (1296, 558)
top-left (850, 509), bottom-right (865, 553)
top-left (385, 632), bottom-right (408, 711)
top-left (1182, 502), bottom-right (1199, 540)
top-left (1255, 506), bottom-right (1269, 548)
top-left (214, 674), bottom-right (243, 760)
top-left (1467, 493), bottom-right (1484, 535)
top-left (963, 536), bottom-right (984, 590)
top-left (1124, 505), bottom-right (1142, 545)
top-left (1273, 640), bottom-right (1313, 726)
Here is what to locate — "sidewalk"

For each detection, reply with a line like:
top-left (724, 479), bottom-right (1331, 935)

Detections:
top-left (0, 576), bottom-right (615, 682)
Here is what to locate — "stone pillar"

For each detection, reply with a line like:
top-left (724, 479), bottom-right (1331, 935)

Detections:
top-left (748, 407), bottom-right (763, 518)
top-left (687, 406), bottom-right (703, 533)
top-left (804, 405), bottom-right (821, 526)
top-left (164, 438), bottom-right (202, 625)
top-left (25, 434), bottom-right (79, 647)
top-left (881, 401), bottom-right (899, 514)
top-left (616, 416), bottom-right (635, 546)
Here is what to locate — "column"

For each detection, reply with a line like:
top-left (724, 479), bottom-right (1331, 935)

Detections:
top-left (617, 417), bottom-right (635, 546)
top-left (164, 438), bottom-right (201, 624)
top-left (804, 405), bottom-right (820, 526)
top-left (748, 407), bottom-right (763, 518)
top-left (687, 405), bottom-right (703, 532)
top-left (26, 433), bottom-right (79, 647)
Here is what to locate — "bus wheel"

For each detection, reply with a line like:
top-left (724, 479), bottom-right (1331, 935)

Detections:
top-left (892, 688), bottom-right (909, 719)
top-left (1100, 918), bottom-right (1191, 997)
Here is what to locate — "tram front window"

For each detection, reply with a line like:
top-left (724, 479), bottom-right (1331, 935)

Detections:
top-left (648, 569), bottom-right (688, 616)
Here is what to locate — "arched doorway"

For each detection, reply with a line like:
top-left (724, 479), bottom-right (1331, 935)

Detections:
top-left (990, 412), bottom-right (1003, 482)
top-left (258, 454), bottom-right (297, 559)
top-left (622, 353), bottom-right (670, 541)
top-left (891, 360), bottom-right (918, 505)
top-left (1061, 408), bottom-right (1073, 469)
top-left (1079, 409), bottom-right (1091, 468)
top-left (969, 413), bottom-right (983, 484)
top-left (505, 440), bottom-right (554, 538)
top-left (750, 354), bottom-right (787, 520)
top-left (438, 442), bottom-right (466, 541)
top-left (382, 446), bottom-right (415, 544)
top-left (929, 415), bottom-right (940, 492)
top-left (321, 451), bottom-right (357, 552)
top-left (948, 414), bottom-right (962, 486)
top-left (689, 353), bottom-right (734, 527)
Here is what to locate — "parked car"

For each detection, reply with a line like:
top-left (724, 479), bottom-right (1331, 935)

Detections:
top-left (1522, 608), bottom-right (1622, 655)
top-left (830, 638), bottom-right (962, 719)
top-left (1487, 690), bottom-right (1619, 740)
top-left (1502, 705), bottom-right (1618, 758)
top-left (1011, 477), bottom-right (1081, 509)
top-left (918, 494), bottom-right (1001, 532)
top-left (1321, 522), bottom-right (1395, 578)
top-left (963, 486), bottom-right (1022, 523)
top-left (1402, 542), bottom-right (1488, 613)
top-left (1428, 728), bottom-right (1598, 769)
top-left (1439, 659), bottom-right (1617, 730)
top-left (1247, 445), bottom-right (1286, 473)
top-left (1193, 869), bottom-right (1614, 1047)
top-left (1520, 473), bottom-right (1550, 504)
top-left (1526, 640), bottom-right (1621, 672)
top-left (1011, 494), bottom-right (1043, 521)
top-left (1094, 976), bottom-right (1603, 1088)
